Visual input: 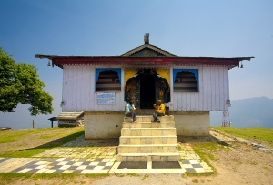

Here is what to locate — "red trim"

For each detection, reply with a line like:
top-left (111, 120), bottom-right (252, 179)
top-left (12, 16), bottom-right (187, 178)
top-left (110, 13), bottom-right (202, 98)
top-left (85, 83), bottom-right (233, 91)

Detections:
top-left (51, 57), bottom-right (240, 68)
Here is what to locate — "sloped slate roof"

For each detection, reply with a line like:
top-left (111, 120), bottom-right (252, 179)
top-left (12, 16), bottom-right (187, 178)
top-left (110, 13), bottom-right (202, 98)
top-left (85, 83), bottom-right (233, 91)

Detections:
top-left (56, 112), bottom-right (84, 121)
top-left (121, 43), bottom-right (176, 57)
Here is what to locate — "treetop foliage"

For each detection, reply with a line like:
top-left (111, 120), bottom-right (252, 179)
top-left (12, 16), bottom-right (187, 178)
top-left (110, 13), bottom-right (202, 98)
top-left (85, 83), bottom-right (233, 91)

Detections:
top-left (0, 48), bottom-right (53, 115)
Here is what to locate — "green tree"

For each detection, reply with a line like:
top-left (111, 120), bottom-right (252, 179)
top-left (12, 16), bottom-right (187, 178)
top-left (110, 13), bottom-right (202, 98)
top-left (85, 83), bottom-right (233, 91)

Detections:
top-left (0, 48), bottom-right (53, 115)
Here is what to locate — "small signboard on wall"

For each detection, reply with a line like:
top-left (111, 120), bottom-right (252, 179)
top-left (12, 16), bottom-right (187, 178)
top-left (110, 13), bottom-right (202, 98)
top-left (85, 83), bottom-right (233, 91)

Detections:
top-left (96, 92), bottom-right (116, 105)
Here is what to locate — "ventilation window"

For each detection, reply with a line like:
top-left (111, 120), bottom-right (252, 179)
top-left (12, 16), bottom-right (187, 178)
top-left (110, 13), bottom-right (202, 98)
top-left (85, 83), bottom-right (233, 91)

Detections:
top-left (173, 69), bottom-right (198, 92)
top-left (96, 68), bottom-right (121, 91)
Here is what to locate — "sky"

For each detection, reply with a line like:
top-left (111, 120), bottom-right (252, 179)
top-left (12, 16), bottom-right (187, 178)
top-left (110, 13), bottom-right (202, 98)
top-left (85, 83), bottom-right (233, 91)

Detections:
top-left (0, 0), bottom-right (273, 128)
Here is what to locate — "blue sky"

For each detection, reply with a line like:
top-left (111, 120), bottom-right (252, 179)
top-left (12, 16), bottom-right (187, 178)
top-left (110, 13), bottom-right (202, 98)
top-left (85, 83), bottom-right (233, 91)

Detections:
top-left (0, 0), bottom-right (273, 128)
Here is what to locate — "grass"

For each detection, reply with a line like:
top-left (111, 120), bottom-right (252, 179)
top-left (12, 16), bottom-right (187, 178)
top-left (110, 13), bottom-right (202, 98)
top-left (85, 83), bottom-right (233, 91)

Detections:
top-left (215, 127), bottom-right (273, 146)
top-left (0, 128), bottom-right (81, 143)
top-left (0, 149), bottom-right (46, 158)
top-left (189, 141), bottom-right (228, 175)
top-left (0, 127), bottom-right (84, 158)
top-left (0, 129), bottom-right (48, 143)
top-left (0, 173), bottom-right (108, 185)
top-left (191, 142), bottom-right (226, 161)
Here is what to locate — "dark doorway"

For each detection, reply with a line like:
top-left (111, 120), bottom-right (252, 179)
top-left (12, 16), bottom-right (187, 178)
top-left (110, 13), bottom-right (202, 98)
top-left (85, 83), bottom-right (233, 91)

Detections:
top-left (139, 69), bottom-right (156, 109)
top-left (125, 69), bottom-right (170, 110)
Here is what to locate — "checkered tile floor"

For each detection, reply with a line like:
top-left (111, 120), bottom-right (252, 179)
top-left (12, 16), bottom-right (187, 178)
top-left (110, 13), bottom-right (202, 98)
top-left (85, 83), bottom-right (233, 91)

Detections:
top-left (12, 158), bottom-right (115, 174)
top-left (0, 143), bottom-right (213, 174)
top-left (0, 157), bottom-right (213, 174)
top-left (180, 159), bottom-right (209, 173)
top-left (111, 160), bottom-right (212, 173)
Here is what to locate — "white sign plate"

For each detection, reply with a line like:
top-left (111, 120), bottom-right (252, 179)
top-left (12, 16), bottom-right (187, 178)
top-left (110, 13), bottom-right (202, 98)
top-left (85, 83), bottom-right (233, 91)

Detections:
top-left (96, 92), bottom-right (116, 105)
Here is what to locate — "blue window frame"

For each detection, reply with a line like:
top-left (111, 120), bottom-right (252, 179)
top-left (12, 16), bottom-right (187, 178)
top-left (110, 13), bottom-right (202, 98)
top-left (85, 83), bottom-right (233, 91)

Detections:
top-left (173, 69), bottom-right (198, 92)
top-left (95, 68), bottom-right (121, 91)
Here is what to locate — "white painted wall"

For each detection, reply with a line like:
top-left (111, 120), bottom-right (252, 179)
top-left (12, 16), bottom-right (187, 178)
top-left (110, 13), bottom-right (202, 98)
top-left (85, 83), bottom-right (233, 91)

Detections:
top-left (62, 64), bottom-right (229, 112)
top-left (62, 65), bottom-right (125, 111)
top-left (169, 65), bottom-right (229, 111)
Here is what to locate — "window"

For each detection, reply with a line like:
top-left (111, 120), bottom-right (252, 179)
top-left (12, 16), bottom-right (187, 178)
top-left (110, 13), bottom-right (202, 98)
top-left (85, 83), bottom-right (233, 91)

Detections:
top-left (173, 69), bottom-right (198, 92)
top-left (96, 68), bottom-right (121, 91)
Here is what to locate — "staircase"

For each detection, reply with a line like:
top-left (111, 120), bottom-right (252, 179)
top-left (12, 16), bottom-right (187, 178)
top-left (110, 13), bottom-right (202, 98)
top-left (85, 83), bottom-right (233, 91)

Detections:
top-left (117, 115), bottom-right (180, 161)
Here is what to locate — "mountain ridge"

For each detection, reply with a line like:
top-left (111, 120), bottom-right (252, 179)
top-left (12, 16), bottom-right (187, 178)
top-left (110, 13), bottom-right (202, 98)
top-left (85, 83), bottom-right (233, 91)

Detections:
top-left (1, 97), bottom-right (273, 129)
top-left (211, 96), bottom-right (273, 128)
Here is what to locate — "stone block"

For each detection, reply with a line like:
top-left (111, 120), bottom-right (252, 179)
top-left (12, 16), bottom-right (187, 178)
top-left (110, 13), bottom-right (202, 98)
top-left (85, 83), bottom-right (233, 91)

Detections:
top-left (85, 111), bottom-right (123, 139)
top-left (173, 112), bottom-right (209, 136)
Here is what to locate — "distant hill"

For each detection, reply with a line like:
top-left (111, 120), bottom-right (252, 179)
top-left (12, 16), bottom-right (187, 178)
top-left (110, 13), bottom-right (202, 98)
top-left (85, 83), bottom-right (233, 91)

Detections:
top-left (211, 97), bottom-right (273, 128)
top-left (0, 104), bottom-right (60, 129)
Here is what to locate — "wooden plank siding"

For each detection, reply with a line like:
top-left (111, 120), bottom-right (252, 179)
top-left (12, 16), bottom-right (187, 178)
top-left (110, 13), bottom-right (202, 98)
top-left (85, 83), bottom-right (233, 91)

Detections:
top-left (169, 65), bottom-right (229, 111)
top-left (62, 65), bottom-right (125, 112)
top-left (62, 64), bottom-right (229, 112)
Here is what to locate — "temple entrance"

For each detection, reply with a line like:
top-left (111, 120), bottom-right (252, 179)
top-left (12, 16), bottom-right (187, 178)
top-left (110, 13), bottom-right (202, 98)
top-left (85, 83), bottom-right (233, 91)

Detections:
top-left (139, 69), bottom-right (156, 109)
top-left (125, 68), bottom-right (170, 109)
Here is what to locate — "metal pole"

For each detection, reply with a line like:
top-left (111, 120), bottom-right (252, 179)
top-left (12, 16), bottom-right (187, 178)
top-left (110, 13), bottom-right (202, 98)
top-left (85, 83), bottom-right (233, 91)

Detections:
top-left (32, 120), bottom-right (35, 128)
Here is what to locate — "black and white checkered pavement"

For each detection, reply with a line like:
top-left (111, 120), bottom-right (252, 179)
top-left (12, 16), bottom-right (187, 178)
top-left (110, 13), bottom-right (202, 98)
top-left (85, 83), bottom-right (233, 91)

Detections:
top-left (12, 158), bottom-right (115, 173)
top-left (180, 159), bottom-right (210, 173)
top-left (0, 157), bottom-right (213, 174)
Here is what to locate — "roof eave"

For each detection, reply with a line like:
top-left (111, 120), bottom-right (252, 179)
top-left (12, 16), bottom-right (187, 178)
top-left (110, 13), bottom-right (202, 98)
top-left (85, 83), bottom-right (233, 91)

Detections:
top-left (35, 55), bottom-right (254, 69)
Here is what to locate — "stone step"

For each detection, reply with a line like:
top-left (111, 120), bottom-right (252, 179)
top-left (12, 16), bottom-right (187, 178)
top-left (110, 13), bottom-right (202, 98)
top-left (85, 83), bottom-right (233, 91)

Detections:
top-left (116, 152), bottom-right (180, 161)
top-left (119, 114), bottom-right (178, 162)
top-left (118, 144), bottom-right (178, 153)
top-left (135, 109), bottom-right (155, 115)
top-left (122, 121), bottom-right (175, 128)
top-left (124, 116), bottom-right (152, 123)
top-left (159, 115), bottom-right (175, 123)
top-left (124, 115), bottom-right (174, 123)
top-left (121, 128), bottom-right (177, 136)
top-left (119, 136), bottom-right (177, 145)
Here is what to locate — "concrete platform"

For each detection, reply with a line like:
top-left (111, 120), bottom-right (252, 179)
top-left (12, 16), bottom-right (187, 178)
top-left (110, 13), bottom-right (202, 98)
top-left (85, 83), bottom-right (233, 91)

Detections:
top-left (119, 136), bottom-right (177, 145)
top-left (116, 152), bottom-right (180, 161)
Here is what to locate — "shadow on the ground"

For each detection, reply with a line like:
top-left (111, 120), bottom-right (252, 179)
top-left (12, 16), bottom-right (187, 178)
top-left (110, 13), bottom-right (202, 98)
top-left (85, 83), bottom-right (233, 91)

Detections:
top-left (24, 130), bottom-right (118, 151)
top-left (178, 136), bottom-right (214, 143)
top-left (61, 135), bottom-right (119, 148)
top-left (178, 135), bottom-right (229, 146)
top-left (22, 128), bottom-right (226, 152)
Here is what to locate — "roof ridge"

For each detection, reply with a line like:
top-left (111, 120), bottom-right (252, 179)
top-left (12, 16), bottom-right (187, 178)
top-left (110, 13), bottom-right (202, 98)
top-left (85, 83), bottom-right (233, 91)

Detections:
top-left (121, 43), bottom-right (176, 57)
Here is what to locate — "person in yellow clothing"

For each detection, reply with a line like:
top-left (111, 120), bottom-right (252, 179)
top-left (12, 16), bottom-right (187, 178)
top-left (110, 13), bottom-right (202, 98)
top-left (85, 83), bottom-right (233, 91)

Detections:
top-left (153, 100), bottom-right (166, 122)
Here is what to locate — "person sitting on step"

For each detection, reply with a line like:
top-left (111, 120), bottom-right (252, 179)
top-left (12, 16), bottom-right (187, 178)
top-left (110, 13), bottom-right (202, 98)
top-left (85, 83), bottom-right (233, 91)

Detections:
top-left (125, 100), bottom-right (136, 122)
top-left (153, 100), bottom-right (166, 122)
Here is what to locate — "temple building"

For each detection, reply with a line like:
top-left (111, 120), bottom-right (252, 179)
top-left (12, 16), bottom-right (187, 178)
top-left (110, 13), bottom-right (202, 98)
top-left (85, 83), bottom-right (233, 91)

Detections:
top-left (36, 34), bottom-right (253, 139)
